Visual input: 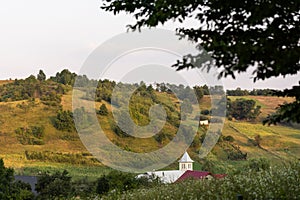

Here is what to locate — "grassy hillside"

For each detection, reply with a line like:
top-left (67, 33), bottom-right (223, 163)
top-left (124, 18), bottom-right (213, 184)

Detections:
top-left (0, 77), bottom-right (299, 178)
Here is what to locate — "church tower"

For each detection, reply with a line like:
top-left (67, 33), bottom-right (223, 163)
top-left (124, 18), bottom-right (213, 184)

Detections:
top-left (178, 151), bottom-right (194, 171)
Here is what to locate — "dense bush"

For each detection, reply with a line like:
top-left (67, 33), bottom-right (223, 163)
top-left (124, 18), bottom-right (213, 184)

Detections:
top-left (225, 143), bottom-right (247, 161)
top-left (35, 170), bottom-right (72, 199)
top-left (52, 110), bottom-right (75, 132)
top-left (96, 171), bottom-right (161, 196)
top-left (0, 158), bottom-right (34, 200)
top-left (24, 151), bottom-right (100, 165)
top-left (246, 158), bottom-right (270, 172)
top-left (227, 98), bottom-right (261, 120)
top-left (98, 104), bottom-right (109, 116)
top-left (15, 126), bottom-right (45, 145)
top-left (49, 69), bottom-right (76, 86)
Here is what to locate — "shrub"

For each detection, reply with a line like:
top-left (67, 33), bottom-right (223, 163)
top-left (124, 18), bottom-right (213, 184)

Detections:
top-left (201, 109), bottom-right (210, 115)
top-left (96, 171), bottom-right (161, 196)
top-left (247, 158), bottom-right (270, 172)
top-left (224, 135), bottom-right (235, 142)
top-left (52, 110), bottom-right (75, 132)
top-left (98, 104), bottom-right (109, 116)
top-left (15, 126), bottom-right (45, 145)
top-left (96, 171), bottom-right (137, 195)
top-left (35, 170), bottom-right (72, 199)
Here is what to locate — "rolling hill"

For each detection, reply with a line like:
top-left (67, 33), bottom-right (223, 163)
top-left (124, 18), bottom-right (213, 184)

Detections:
top-left (0, 71), bottom-right (299, 178)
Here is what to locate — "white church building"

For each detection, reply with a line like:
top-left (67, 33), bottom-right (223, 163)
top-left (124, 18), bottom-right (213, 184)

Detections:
top-left (137, 151), bottom-right (195, 183)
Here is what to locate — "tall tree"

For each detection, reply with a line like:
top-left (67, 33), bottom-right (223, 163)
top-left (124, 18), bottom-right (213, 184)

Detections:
top-left (227, 98), bottom-right (261, 120)
top-left (101, 0), bottom-right (300, 124)
top-left (37, 69), bottom-right (46, 81)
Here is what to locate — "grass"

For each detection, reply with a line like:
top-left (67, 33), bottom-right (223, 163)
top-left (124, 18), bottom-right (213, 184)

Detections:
top-left (0, 80), bottom-right (13, 85)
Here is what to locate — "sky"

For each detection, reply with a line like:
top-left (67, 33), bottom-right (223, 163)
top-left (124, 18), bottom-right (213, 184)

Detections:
top-left (0, 0), bottom-right (299, 90)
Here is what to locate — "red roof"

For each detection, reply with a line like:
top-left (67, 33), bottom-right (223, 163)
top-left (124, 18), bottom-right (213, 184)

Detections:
top-left (175, 170), bottom-right (212, 182)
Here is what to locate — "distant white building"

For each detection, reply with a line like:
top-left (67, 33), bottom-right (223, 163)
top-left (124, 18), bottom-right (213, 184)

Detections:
top-left (199, 120), bottom-right (209, 126)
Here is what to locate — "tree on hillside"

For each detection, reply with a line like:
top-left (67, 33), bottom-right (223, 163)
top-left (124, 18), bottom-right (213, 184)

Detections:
top-left (227, 98), bottom-right (261, 120)
top-left (193, 86), bottom-right (204, 101)
top-left (98, 104), bottom-right (109, 116)
top-left (50, 69), bottom-right (76, 85)
top-left (101, 0), bottom-right (300, 124)
top-left (53, 110), bottom-right (75, 132)
top-left (37, 70), bottom-right (46, 81)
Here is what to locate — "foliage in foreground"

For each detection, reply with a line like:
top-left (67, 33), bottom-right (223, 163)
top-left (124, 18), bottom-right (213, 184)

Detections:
top-left (0, 159), bottom-right (34, 200)
top-left (101, 162), bottom-right (300, 200)
top-left (101, 0), bottom-right (300, 125)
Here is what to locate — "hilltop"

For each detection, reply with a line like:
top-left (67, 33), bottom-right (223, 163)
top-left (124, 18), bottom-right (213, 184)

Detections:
top-left (0, 69), bottom-right (299, 178)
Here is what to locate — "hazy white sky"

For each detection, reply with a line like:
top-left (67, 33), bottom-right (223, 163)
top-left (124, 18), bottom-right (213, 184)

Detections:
top-left (0, 0), bottom-right (298, 89)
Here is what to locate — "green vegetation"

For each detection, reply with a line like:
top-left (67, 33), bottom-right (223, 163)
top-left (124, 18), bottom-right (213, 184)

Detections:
top-left (227, 98), bottom-right (261, 120)
top-left (98, 104), bottom-right (108, 116)
top-left (24, 151), bottom-right (100, 166)
top-left (227, 88), bottom-right (278, 96)
top-left (96, 171), bottom-right (161, 196)
top-left (52, 110), bottom-right (75, 132)
top-left (101, 162), bottom-right (300, 200)
top-left (0, 158), bottom-right (34, 200)
top-left (35, 170), bottom-right (72, 199)
top-left (0, 73), bottom-right (68, 106)
top-left (15, 126), bottom-right (45, 145)
top-left (2, 156), bottom-right (299, 199)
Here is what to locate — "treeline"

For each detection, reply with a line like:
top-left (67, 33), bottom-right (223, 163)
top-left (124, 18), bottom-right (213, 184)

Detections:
top-left (0, 70), bottom-right (70, 105)
top-left (227, 87), bottom-right (279, 96)
top-left (1, 69), bottom-right (280, 105)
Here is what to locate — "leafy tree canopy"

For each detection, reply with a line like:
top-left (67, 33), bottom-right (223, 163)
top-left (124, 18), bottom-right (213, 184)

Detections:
top-left (37, 69), bottom-right (46, 81)
top-left (101, 0), bottom-right (300, 124)
top-left (227, 98), bottom-right (261, 120)
top-left (0, 158), bottom-right (34, 200)
top-left (35, 170), bottom-right (72, 199)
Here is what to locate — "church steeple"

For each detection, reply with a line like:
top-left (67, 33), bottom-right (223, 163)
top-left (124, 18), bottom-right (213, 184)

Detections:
top-left (178, 151), bottom-right (194, 171)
